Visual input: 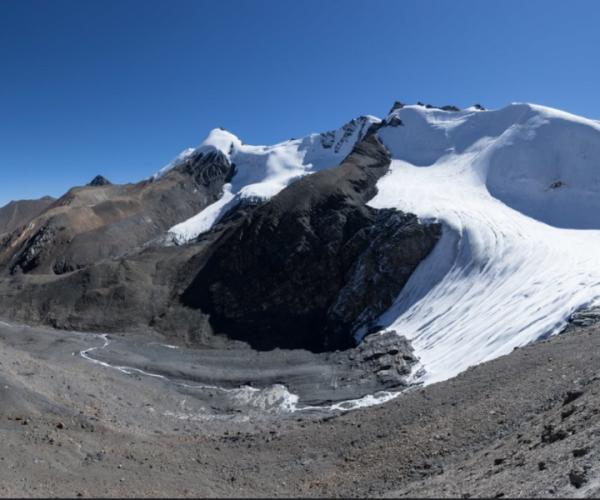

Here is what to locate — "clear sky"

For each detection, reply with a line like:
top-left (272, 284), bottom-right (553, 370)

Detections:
top-left (1, 0), bottom-right (599, 206)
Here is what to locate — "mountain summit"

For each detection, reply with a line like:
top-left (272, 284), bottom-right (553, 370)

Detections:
top-left (88, 175), bottom-right (112, 187)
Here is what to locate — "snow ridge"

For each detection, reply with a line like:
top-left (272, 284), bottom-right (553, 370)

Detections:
top-left (164, 115), bottom-right (380, 244)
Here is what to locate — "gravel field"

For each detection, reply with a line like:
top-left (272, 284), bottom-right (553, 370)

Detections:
top-left (1, 319), bottom-right (600, 497)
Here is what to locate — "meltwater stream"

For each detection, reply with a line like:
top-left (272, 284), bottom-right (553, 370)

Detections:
top-left (79, 333), bottom-right (406, 415)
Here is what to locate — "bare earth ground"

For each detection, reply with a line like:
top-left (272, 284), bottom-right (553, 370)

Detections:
top-left (1, 319), bottom-right (600, 498)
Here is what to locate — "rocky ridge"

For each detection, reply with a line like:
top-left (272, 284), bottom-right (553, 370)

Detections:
top-left (0, 196), bottom-right (55, 236)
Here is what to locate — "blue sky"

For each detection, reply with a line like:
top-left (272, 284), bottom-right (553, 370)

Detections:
top-left (1, 0), bottom-right (599, 205)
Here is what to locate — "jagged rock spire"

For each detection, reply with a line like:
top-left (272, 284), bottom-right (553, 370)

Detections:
top-left (388, 101), bottom-right (405, 114)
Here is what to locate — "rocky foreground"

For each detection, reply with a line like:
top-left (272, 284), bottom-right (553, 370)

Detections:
top-left (1, 316), bottom-right (599, 498)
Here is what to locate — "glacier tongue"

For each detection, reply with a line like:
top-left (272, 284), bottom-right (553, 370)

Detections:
top-left (369, 103), bottom-right (600, 384)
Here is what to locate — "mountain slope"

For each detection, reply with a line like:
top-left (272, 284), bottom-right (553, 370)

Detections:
top-left (0, 196), bottom-right (55, 235)
top-left (0, 157), bottom-right (232, 275)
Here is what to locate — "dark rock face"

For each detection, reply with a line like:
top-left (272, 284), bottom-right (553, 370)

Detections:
top-left (319, 116), bottom-right (376, 153)
top-left (172, 149), bottom-right (235, 187)
top-left (182, 132), bottom-right (440, 352)
top-left (388, 100), bottom-right (405, 114)
top-left (385, 115), bottom-right (404, 127)
top-left (0, 243), bottom-right (201, 337)
top-left (441, 105), bottom-right (460, 112)
top-left (324, 208), bottom-right (440, 342)
top-left (421, 103), bottom-right (460, 112)
top-left (568, 306), bottom-right (600, 328)
top-left (340, 329), bottom-right (418, 387)
top-left (88, 175), bottom-right (111, 187)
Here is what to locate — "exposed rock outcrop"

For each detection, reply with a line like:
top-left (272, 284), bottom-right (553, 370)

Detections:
top-left (332, 329), bottom-right (419, 388)
top-left (319, 115), bottom-right (377, 153)
top-left (388, 101), bottom-right (405, 114)
top-left (566, 306), bottom-right (600, 329)
top-left (385, 115), bottom-right (404, 127)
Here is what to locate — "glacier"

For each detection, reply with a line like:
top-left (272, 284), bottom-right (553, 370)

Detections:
top-left (370, 103), bottom-right (600, 384)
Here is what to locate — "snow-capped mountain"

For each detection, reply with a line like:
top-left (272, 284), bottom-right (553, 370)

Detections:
top-left (370, 103), bottom-right (600, 383)
top-left (161, 101), bottom-right (600, 386)
top-left (161, 115), bottom-right (380, 244)
top-left (2, 100), bottom-right (600, 397)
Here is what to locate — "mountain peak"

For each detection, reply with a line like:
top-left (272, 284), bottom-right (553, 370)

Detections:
top-left (88, 175), bottom-right (111, 187)
top-left (198, 128), bottom-right (243, 157)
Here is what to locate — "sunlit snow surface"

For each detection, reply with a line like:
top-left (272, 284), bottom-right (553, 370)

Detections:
top-left (167, 184), bottom-right (237, 244)
top-left (163, 116), bottom-right (380, 243)
top-left (369, 103), bottom-right (600, 384)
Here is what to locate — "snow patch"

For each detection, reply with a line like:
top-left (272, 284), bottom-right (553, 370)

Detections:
top-left (167, 184), bottom-right (236, 245)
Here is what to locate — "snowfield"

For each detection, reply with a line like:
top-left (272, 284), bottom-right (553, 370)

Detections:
top-left (162, 116), bottom-right (380, 244)
top-left (370, 103), bottom-right (600, 384)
